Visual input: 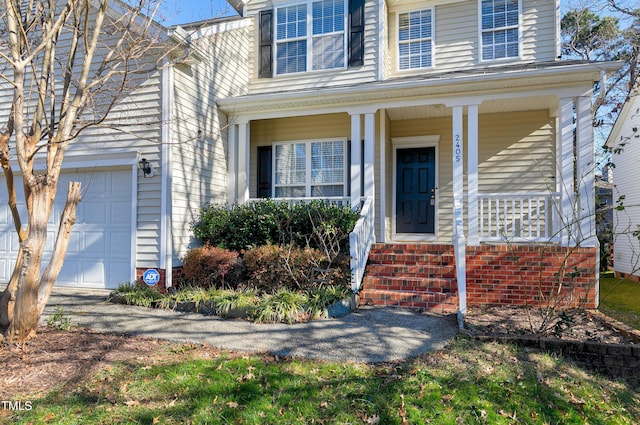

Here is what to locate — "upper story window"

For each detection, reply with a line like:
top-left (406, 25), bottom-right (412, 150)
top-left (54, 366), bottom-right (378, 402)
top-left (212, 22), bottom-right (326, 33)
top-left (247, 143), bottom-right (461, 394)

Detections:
top-left (398, 9), bottom-right (433, 70)
top-left (275, 0), bottom-right (347, 75)
top-left (480, 0), bottom-right (520, 61)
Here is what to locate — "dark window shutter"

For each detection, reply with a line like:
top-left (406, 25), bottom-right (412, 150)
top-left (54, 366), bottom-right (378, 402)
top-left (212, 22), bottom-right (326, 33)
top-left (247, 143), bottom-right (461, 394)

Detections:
top-left (348, 0), bottom-right (364, 67)
top-left (257, 146), bottom-right (272, 198)
top-left (259, 10), bottom-right (273, 78)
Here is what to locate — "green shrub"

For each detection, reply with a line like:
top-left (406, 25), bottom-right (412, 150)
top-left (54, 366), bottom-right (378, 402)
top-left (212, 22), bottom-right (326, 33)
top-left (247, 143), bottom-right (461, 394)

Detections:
top-left (181, 245), bottom-right (243, 289)
top-left (192, 200), bottom-right (359, 253)
top-left (192, 200), bottom-right (290, 251)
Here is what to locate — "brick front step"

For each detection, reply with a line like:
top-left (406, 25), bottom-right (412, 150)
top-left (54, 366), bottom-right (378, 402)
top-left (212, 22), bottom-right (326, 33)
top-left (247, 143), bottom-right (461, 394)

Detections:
top-left (363, 276), bottom-right (456, 292)
top-left (365, 264), bottom-right (456, 279)
top-left (359, 243), bottom-right (459, 314)
top-left (359, 288), bottom-right (459, 314)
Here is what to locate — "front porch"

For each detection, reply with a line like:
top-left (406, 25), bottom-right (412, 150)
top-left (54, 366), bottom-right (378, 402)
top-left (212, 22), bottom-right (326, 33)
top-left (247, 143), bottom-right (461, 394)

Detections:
top-left (222, 69), bottom-right (602, 315)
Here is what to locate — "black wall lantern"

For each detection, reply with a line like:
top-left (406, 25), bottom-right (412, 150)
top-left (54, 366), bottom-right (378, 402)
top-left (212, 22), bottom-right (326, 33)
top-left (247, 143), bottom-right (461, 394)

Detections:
top-left (139, 158), bottom-right (153, 178)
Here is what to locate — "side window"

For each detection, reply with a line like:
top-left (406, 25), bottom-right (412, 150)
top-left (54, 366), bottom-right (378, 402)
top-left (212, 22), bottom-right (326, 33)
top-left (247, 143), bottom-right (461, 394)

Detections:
top-left (480, 0), bottom-right (520, 61)
top-left (398, 9), bottom-right (433, 70)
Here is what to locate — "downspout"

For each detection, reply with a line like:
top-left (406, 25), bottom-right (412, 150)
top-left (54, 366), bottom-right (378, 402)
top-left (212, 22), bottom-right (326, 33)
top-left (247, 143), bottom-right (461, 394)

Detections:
top-left (160, 61), bottom-right (174, 287)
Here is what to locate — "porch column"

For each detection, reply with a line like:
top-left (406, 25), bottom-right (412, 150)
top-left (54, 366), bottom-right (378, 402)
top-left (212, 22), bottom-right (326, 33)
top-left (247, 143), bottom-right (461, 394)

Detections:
top-left (363, 112), bottom-right (375, 200)
top-left (350, 113), bottom-right (362, 207)
top-left (452, 106), bottom-right (466, 316)
top-left (227, 123), bottom-right (237, 205)
top-left (379, 109), bottom-right (386, 242)
top-left (558, 97), bottom-right (575, 246)
top-left (467, 104), bottom-right (479, 246)
top-left (576, 95), bottom-right (596, 247)
top-left (237, 119), bottom-right (250, 204)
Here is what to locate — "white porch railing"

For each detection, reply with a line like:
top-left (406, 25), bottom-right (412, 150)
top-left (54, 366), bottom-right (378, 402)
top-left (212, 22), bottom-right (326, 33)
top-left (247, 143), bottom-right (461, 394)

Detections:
top-left (478, 192), bottom-right (561, 243)
top-left (247, 196), bottom-right (350, 206)
top-left (349, 197), bottom-right (375, 292)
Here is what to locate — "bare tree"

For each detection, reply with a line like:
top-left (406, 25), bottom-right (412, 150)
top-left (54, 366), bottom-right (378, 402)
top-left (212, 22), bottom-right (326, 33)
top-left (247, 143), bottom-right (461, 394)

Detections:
top-left (0, 0), bottom-right (165, 342)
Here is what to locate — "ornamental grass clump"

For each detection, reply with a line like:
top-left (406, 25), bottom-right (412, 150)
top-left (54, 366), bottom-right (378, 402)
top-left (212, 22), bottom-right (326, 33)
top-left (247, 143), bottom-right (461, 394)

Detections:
top-left (253, 288), bottom-right (308, 324)
top-left (109, 283), bottom-right (163, 308)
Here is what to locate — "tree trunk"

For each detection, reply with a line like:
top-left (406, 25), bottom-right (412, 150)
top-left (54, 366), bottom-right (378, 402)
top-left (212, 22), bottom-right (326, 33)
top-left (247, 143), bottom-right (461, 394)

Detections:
top-left (1, 182), bottom-right (81, 342)
top-left (38, 182), bottom-right (81, 317)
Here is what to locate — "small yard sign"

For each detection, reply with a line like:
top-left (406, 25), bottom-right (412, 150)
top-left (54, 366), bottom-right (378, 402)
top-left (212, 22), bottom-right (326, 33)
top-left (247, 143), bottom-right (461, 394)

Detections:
top-left (142, 269), bottom-right (160, 286)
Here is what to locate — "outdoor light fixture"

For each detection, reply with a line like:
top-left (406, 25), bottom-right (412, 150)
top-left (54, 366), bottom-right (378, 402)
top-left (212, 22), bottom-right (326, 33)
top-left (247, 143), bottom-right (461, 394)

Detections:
top-left (139, 158), bottom-right (153, 178)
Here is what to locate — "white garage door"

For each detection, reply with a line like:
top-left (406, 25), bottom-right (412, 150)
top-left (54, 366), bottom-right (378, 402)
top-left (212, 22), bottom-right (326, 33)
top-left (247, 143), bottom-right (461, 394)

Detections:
top-left (0, 168), bottom-right (133, 289)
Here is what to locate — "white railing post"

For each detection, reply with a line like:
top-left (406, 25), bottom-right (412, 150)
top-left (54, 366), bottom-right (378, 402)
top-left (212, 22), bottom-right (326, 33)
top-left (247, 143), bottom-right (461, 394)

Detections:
top-left (349, 197), bottom-right (374, 293)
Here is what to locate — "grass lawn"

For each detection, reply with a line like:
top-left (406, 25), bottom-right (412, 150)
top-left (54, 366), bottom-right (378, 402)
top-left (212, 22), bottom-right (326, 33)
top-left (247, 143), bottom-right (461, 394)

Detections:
top-left (5, 337), bottom-right (638, 425)
top-left (599, 276), bottom-right (640, 330)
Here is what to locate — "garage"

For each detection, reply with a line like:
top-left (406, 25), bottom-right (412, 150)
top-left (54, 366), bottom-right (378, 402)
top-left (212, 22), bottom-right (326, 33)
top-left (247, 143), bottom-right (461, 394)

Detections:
top-left (0, 167), bottom-right (134, 289)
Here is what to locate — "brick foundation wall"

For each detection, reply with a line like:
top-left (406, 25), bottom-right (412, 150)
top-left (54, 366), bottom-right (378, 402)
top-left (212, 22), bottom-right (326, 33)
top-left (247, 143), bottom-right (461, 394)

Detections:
top-left (466, 245), bottom-right (598, 309)
top-left (135, 267), bottom-right (185, 292)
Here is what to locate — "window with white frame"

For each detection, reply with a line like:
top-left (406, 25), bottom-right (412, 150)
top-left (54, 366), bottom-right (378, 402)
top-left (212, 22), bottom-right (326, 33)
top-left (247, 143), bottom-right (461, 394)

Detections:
top-left (398, 9), bottom-right (433, 70)
top-left (276, 0), bottom-right (346, 75)
top-left (480, 0), bottom-right (519, 61)
top-left (274, 140), bottom-right (346, 197)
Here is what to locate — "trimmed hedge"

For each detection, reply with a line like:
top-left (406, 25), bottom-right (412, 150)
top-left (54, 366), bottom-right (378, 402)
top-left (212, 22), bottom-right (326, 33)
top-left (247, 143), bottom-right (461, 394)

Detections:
top-left (192, 199), bottom-right (359, 253)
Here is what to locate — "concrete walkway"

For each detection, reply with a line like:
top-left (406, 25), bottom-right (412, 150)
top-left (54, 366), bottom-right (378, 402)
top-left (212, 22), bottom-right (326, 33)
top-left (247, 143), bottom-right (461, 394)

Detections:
top-left (40, 287), bottom-right (459, 363)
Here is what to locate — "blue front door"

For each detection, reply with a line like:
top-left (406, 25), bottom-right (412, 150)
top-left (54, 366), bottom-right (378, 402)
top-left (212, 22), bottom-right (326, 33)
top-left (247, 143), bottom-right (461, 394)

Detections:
top-left (396, 147), bottom-right (436, 234)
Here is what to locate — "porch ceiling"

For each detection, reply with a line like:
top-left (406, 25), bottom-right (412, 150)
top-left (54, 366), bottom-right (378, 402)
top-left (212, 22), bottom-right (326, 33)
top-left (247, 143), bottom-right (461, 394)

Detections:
top-left (385, 95), bottom-right (557, 120)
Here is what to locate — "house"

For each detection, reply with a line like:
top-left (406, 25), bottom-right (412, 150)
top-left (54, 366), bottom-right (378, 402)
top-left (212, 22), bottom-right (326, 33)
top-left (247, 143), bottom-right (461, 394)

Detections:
top-left (217, 0), bottom-right (621, 313)
top-left (0, 0), bottom-right (621, 315)
top-left (606, 89), bottom-right (640, 281)
top-left (0, 6), bottom-right (250, 290)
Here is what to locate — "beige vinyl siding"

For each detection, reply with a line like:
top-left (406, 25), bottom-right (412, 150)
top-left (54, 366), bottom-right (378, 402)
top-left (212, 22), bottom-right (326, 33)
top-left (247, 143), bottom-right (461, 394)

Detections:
top-left (387, 0), bottom-right (558, 78)
top-left (521, 0), bottom-right (558, 62)
top-left (247, 0), bottom-right (378, 94)
top-left (388, 110), bottom-right (555, 241)
top-left (388, 0), bottom-right (476, 77)
top-left (612, 96), bottom-right (640, 277)
top-left (170, 25), bottom-right (251, 263)
top-left (249, 114), bottom-right (351, 197)
top-left (477, 110), bottom-right (555, 193)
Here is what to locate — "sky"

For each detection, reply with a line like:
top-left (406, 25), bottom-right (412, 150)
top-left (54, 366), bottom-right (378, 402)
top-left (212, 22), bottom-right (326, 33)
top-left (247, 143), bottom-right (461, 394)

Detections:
top-left (156, 0), bottom-right (238, 26)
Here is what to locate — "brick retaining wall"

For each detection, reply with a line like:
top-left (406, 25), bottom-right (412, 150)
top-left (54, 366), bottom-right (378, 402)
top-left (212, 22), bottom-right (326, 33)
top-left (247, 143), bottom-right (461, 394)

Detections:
top-left (469, 333), bottom-right (640, 385)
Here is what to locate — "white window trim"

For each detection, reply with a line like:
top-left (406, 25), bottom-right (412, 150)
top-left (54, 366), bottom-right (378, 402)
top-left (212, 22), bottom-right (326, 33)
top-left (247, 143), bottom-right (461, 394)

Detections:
top-left (272, 138), bottom-right (348, 197)
top-left (477, 0), bottom-right (522, 63)
top-left (396, 7), bottom-right (435, 72)
top-left (274, 0), bottom-right (348, 76)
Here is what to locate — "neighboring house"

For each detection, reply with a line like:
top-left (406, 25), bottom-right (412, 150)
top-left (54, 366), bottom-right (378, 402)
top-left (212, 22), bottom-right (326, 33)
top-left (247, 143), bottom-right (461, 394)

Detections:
top-left (0, 0), bottom-right (623, 315)
top-left (596, 165), bottom-right (614, 270)
top-left (607, 90), bottom-right (640, 280)
top-left (0, 10), bottom-right (250, 290)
